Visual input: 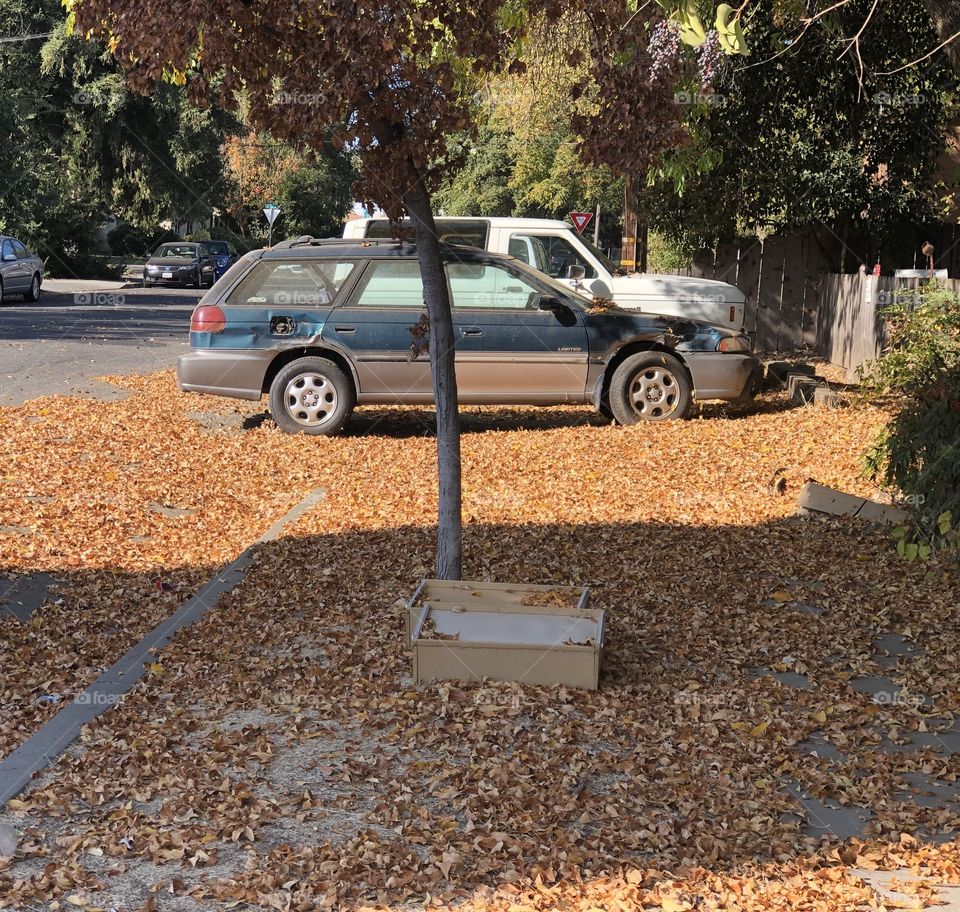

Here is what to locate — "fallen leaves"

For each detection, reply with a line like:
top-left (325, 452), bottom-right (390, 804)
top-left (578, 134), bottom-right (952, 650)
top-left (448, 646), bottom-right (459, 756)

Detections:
top-left (1, 373), bottom-right (960, 912)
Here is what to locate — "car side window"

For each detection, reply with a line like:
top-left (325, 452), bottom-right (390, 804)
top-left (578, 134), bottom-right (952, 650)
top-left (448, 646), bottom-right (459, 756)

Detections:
top-left (509, 233), bottom-right (597, 280)
top-left (1, 240), bottom-right (14, 259)
top-left (225, 260), bottom-right (355, 306)
top-left (346, 260), bottom-right (424, 308)
top-left (446, 263), bottom-right (542, 310)
top-left (12, 240), bottom-right (29, 258)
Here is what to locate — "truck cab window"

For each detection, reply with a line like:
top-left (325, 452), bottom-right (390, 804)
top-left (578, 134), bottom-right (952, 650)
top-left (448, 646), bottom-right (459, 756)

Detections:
top-left (509, 234), bottom-right (597, 280)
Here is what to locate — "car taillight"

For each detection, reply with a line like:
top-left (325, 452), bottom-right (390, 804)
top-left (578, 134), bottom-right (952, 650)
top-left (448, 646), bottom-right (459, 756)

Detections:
top-left (191, 305), bottom-right (226, 333)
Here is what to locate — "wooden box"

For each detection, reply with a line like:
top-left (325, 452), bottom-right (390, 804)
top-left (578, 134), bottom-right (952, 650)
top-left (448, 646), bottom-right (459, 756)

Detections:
top-left (406, 580), bottom-right (602, 690)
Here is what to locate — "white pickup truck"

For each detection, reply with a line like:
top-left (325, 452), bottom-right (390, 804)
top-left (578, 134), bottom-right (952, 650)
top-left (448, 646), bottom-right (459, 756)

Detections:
top-left (342, 216), bottom-right (746, 331)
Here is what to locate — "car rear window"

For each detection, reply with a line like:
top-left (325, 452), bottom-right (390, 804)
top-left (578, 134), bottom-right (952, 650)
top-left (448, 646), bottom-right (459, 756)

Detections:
top-left (225, 259), bottom-right (356, 307)
top-left (364, 219), bottom-right (489, 248)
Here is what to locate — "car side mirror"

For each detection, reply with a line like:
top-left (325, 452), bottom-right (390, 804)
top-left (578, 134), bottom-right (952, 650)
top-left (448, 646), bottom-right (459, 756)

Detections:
top-left (2, 253), bottom-right (16, 262)
top-left (538, 295), bottom-right (567, 312)
top-left (567, 264), bottom-right (586, 281)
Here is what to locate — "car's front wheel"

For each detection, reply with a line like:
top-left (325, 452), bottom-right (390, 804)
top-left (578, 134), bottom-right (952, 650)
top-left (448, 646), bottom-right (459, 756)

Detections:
top-left (269, 357), bottom-right (353, 436)
top-left (608, 351), bottom-right (692, 423)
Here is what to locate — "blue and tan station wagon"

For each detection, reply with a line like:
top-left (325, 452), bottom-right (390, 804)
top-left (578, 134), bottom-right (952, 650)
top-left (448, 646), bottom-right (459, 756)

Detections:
top-left (176, 237), bottom-right (762, 435)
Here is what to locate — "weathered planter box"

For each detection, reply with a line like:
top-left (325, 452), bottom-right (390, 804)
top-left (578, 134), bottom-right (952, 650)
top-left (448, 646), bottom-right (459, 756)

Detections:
top-left (406, 579), bottom-right (602, 690)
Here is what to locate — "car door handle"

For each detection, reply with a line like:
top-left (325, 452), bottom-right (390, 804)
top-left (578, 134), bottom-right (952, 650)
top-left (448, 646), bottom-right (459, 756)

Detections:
top-left (334, 325), bottom-right (356, 334)
top-left (460, 327), bottom-right (483, 336)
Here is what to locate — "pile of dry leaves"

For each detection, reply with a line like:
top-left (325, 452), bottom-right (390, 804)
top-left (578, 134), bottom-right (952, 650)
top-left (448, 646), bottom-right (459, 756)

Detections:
top-left (2, 372), bottom-right (960, 911)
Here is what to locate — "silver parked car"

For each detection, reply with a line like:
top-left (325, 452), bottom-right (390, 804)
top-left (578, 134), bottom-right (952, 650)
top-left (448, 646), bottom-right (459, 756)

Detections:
top-left (0, 236), bottom-right (43, 303)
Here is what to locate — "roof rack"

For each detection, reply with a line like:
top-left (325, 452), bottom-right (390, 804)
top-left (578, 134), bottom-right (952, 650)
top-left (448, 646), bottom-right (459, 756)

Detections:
top-left (271, 236), bottom-right (390, 250)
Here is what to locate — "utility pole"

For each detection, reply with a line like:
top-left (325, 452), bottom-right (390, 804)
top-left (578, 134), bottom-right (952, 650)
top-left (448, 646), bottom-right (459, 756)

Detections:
top-left (593, 203), bottom-right (600, 246)
top-left (621, 176), bottom-right (638, 272)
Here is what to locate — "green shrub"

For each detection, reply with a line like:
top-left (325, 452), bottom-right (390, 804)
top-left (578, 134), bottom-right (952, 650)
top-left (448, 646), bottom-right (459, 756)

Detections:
top-left (862, 281), bottom-right (960, 557)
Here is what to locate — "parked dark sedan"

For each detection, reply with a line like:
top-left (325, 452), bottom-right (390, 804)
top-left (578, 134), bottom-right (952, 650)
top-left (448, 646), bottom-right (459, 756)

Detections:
top-left (177, 238), bottom-right (761, 435)
top-left (143, 243), bottom-right (216, 288)
top-left (200, 240), bottom-right (240, 280)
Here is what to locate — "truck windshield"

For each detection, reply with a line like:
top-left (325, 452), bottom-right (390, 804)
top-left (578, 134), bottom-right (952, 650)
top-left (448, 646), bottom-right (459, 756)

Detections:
top-left (575, 233), bottom-right (621, 275)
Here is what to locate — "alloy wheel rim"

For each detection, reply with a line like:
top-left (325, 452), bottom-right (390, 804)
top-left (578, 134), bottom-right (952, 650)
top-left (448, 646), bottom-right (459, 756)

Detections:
top-left (285, 373), bottom-right (338, 427)
top-left (629, 367), bottom-right (679, 419)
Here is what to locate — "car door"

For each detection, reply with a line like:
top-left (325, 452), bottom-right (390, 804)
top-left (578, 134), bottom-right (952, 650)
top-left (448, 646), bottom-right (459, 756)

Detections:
top-left (322, 258), bottom-right (433, 401)
top-left (12, 240), bottom-right (37, 285)
top-left (1, 239), bottom-right (26, 292)
top-left (446, 260), bottom-right (590, 403)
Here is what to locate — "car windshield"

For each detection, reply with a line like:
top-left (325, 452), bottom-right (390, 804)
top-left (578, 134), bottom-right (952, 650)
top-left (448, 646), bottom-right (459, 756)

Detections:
top-left (574, 232), bottom-right (620, 275)
top-left (157, 245), bottom-right (199, 258)
top-left (498, 255), bottom-right (595, 309)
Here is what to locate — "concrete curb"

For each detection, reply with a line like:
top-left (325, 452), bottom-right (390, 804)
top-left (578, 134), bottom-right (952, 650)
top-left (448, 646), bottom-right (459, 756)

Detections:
top-left (0, 488), bottom-right (326, 806)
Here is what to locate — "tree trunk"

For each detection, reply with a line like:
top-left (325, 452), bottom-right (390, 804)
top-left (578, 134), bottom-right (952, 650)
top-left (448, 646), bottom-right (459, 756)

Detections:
top-left (403, 166), bottom-right (463, 581)
top-left (919, 0), bottom-right (960, 76)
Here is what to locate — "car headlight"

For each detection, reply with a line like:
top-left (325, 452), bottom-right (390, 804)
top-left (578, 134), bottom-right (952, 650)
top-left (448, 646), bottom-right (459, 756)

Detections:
top-left (717, 335), bottom-right (751, 353)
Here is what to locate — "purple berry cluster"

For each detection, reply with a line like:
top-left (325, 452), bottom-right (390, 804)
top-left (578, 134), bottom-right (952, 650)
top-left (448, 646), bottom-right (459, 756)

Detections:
top-left (648, 20), bottom-right (681, 83)
top-left (697, 29), bottom-right (722, 86)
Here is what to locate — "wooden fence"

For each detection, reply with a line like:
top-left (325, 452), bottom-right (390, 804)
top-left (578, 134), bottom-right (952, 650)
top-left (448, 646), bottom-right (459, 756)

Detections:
top-left (668, 233), bottom-right (831, 351)
top-left (662, 233), bottom-right (959, 374)
top-left (816, 274), bottom-right (960, 377)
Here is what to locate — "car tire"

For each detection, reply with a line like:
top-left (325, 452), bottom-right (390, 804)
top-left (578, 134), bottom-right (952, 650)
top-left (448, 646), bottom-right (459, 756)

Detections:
top-left (0, 277), bottom-right (4, 304)
top-left (25, 273), bottom-right (41, 302)
top-left (144, 278), bottom-right (154, 288)
top-left (269, 357), bottom-right (353, 436)
top-left (608, 350), bottom-right (692, 424)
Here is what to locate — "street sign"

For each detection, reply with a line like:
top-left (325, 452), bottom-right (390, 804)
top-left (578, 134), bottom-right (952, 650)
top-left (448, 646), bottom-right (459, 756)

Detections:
top-left (263, 203), bottom-right (282, 248)
top-left (569, 211), bottom-right (593, 234)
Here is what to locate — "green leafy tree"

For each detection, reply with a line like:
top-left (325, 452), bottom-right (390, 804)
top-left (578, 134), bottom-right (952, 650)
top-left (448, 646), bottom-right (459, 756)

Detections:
top-left (645, 0), bottom-right (952, 264)
top-left (0, 0), bottom-right (240, 271)
top-left (435, 125), bottom-right (517, 216)
top-left (0, 0), bottom-right (103, 271)
top-left (278, 156), bottom-right (356, 239)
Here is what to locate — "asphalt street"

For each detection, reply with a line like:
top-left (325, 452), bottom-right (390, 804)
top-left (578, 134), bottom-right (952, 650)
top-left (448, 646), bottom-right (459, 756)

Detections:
top-left (0, 284), bottom-right (200, 405)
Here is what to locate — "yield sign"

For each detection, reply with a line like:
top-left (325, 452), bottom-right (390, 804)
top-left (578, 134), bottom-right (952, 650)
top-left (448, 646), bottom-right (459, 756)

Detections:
top-left (569, 211), bottom-right (593, 234)
top-left (263, 203), bottom-right (281, 225)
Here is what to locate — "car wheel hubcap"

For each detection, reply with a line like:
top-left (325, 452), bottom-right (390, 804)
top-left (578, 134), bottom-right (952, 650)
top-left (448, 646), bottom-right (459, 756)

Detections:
top-left (285, 373), bottom-right (337, 427)
top-left (31, 277), bottom-right (39, 296)
top-left (629, 367), bottom-right (679, 419)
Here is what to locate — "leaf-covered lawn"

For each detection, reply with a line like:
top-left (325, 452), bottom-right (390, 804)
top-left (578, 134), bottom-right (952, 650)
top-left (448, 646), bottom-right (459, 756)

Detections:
top-left (3, 372), bottom-right (960, 911)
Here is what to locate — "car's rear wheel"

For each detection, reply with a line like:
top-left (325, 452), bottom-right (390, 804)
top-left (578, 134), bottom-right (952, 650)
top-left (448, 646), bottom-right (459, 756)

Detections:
top-left (269, 357), bottom-right (353, 436)
top-left (25, 273), bottom-right (41, 302)
top-left (608, 351), bottom-right (692, 424)
top-left (0, 277), bottom-right (4, 304)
